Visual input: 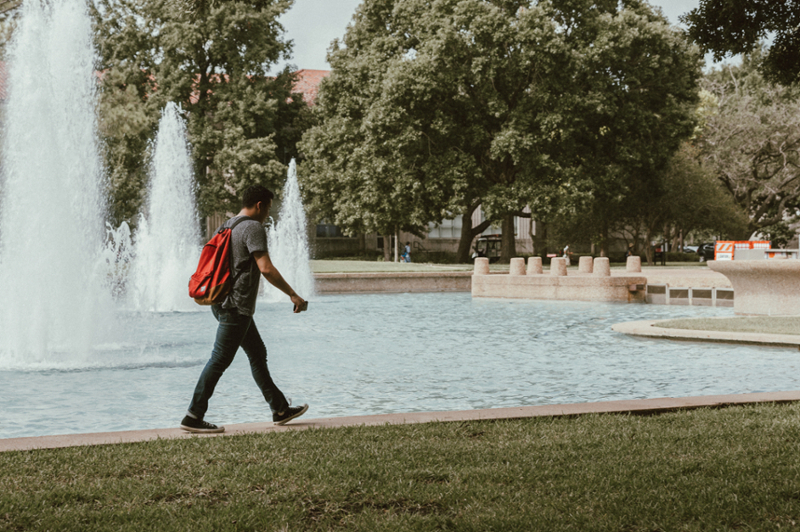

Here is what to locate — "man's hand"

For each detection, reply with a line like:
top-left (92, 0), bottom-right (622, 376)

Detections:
top-left (291, 294), bottom-right (307, 313)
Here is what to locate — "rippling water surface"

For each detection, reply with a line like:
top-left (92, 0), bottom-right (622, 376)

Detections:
top-left (3, 293), bottom-right (797, 438)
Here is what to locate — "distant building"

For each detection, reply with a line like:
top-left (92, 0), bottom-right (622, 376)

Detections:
top-left (293, 69), bottom-right (329, 105)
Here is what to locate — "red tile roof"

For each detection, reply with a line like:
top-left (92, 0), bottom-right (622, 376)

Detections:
top-left (0, 61), bottom-right (6, 101)
top-left (0, 64), bottom-right (329, 106)
top-left (293, 69), bottom-right (330, 105)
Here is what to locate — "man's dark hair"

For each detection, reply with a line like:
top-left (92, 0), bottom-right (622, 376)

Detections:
top-left (242, 185), bottom-right (274, 208)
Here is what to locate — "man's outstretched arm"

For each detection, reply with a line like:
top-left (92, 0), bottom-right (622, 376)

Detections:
top-left (254, 250), bottom-right (306, 312)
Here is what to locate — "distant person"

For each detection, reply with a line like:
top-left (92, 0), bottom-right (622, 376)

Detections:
top-left (563, 244), bottom-right (571, 266)
top-left (180, 185), bottom-right (309, 433)
top-left (626, 244), bottom-right (635, 258)
top-left (402, 242), bottom-right (411, 262)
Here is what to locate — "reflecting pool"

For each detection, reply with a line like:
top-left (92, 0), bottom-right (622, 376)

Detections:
top-left (3, 293), bottom-right (798, 438)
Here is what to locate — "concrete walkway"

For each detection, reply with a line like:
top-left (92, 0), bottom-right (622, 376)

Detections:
top-left (612, 320), bottom-right (800, 348)
top-left (3, 391), bottom-right (799, 453)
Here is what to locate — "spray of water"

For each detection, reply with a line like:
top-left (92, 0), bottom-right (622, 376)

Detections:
top-left (0, 0), bottom-right (114, 364)
top-left (264, 159), bottom-right (315, 302)
top-left (130, 102), bottom-right (200, 312)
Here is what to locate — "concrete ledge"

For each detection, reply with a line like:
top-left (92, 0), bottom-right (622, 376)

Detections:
top-left (314, 271), bottom-right (472, 294)
top-left (709, 260), bottom-right (800, 316)
top-left (4, 391), bottom-right (800, 452)
top-left (472, 272), bottom-right (646, 302)
top-left (642, 268), bottom-right (731, 288)
top-left (612, 319), bottom-right (800, 348)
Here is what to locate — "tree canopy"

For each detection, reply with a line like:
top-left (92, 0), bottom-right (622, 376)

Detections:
top-left (300, 0), bottom-right (702, 261)
top-left (698, 52), bottom-right (800, 238)
top-left (93, 0), bottom-right (311, 225)
top-left (0, 1), bottom-right (19, 53)
top-left (683, 0), bottom-right (800, 85)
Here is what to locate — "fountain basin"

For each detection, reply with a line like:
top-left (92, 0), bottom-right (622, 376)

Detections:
top-left (472, 273), bottom-right (646, 302)
top-left (708, 260), bottom-right (800, 316)
top-left (4, 293), bottom-right (797, 440)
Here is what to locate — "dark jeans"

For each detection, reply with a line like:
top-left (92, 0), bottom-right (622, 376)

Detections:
top-left (187, 305), bottom-right (289, 419)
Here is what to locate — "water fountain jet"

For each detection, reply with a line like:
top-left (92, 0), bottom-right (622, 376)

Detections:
top-left (0, 0), bottom-right (113, 364)
top-left (129, 102), bottom-right (200, 312)
top-left (263, 159), bottom-right (315, 301)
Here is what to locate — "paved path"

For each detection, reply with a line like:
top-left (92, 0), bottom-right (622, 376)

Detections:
top-left (612, 320), bottom-right (800, 347)
top-left (3, 391), bottom-right (799, 453)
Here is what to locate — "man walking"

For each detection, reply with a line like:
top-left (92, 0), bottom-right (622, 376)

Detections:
top-left (180, 185), bottom-right (308, 433)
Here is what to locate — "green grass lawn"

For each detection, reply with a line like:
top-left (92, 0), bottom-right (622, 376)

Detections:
top-left (657, 316), bottom-right (800, 336)
top-left (4, 403), bottom-right (800, 531)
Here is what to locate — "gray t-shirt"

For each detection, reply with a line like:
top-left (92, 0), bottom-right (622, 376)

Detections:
top-left (219, 216), bottom-right (268, 316)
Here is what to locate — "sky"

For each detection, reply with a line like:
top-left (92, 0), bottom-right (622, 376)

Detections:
top-left (274, 0), bottom-right (706, 72)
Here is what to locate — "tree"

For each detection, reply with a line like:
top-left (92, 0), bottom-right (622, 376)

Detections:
top-left (0, 0), bottom-right (19, 58)
top-left (549, 143), bottom-right (749, 264)
top-left (628, 143), bottom-right (748, 264)
top-left (92, 0), bottom-right (310, 225)
top-left (544, 0), bottom-right (703, 256)
top-left (698, 53), bottom-right (800, 237)
top-left (683, 0), bottom-right (800, 85)
top-left (300, 0), bottom-right (702, 262)
top-left (300, 0), bottom-right (568, 263)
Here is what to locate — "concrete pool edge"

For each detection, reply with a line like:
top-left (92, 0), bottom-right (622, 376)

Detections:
top-left (612, 320), bottom-right (800, 348)
top-left (3, 390), bottom-right (800, 453)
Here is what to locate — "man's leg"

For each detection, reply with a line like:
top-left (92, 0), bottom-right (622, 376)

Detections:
top-left (186, 306), bottom-right (252, 420)
top-left (239, 319), bottom-right (290, 415)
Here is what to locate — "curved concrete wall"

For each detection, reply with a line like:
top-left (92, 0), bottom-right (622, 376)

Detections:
top-left (708, 260), bottom-right (800, 316)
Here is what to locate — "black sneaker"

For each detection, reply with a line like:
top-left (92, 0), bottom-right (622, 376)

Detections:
top-left (273, 403), bottom-right (308, 425)
top-left (180, 415), bottom-right (225, 433)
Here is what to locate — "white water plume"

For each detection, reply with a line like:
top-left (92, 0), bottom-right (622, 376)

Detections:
top-left (264, 159), bottom-right (315, 302)
top-left (0, 0), bottom-right (115, 364)
top-left (129, 102), bottom-right (200, 312)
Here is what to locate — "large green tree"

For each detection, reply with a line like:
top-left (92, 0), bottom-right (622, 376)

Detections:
top-left (300, 0), bottom-right (702, 262)
top-left (683, 0), bottom-right (800, 86)
top-left (698, 53), bottom-right (800, 237)
top-left (545, 0), bottom-right (702, 255)
top-left (93, 0), bottom-right (310, 226)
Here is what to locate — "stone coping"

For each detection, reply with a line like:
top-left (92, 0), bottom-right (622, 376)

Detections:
top-left (639, 268), bottom-right (731, 288)
top-left (3, 391), bottom-right (800, 453)
top-left (612, 319), bottom-right (800, 348)
top-left (314, 271), bottom-right (473, 279)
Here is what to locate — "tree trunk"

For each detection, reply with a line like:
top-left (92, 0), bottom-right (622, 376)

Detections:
top-left (500, 214), bottom-right (516, 263)
top-left (393, 227), bottom-right (398, 262)
top-left (645, 227), bottom-right (655, 266)
top-left (540, 222), bottom-right (548, 258)
top-left (383, 234), bottom-right (392, 262)
top-left (456, 203), bottom-right (494, 263)
top-left (599, 222), bottom-right (609, 257)
top-left (456, 205), bottom-right (478, 264)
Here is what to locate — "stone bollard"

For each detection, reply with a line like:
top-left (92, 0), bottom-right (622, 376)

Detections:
top-left (626, 255), bottom-right (642, 272)
top-left (551, 257), bottom-right (567, 276)
top-left (510, 257), bottom-right (525, 275)
top-left (527, 256), bottom-right (543, 275)
top-left (474, 257), bottom-right (490, 275)
top-left (593, 257), bottom-right (611, 277)
top-left (578, 256), bottom-right (593, 274)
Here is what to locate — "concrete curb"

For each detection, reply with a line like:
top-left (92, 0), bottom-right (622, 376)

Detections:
top-left (3, 391), bottom-right (800, 453)
top-left (612, 320), bottom-right (800, 348)
top-left (314, 271), bottom-right (472, 294)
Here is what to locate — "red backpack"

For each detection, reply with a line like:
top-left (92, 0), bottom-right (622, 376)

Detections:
top-left (188, 216), bottom-right (251, 305)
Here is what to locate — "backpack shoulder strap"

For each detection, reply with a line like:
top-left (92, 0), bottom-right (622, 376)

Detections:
top-left (219, 215), bottom-right (254, 234)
